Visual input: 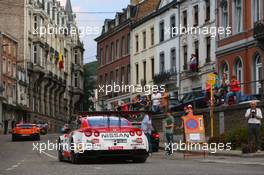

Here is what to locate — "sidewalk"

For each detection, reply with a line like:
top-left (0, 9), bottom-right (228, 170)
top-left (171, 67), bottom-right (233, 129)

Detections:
top-left (159, 142), bottom-right (264, 158)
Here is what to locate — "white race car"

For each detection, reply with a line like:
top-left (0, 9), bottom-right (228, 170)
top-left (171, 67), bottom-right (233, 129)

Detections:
top-left (58, 115), bottom-right (149, 164)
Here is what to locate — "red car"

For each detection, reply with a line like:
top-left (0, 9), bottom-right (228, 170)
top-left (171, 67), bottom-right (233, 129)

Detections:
top-left (12, 124), bottom-right (40, 141)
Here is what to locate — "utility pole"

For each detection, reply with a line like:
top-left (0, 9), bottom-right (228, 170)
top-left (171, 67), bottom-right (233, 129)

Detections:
top-left (0, 32), bottom-right (3, 132)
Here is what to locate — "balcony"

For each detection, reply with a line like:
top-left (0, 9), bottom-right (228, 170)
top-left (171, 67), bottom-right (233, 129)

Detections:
top-left (254, 19), bottom-right (264, 50)
top-left (153, 69), bottom-right (177, 85)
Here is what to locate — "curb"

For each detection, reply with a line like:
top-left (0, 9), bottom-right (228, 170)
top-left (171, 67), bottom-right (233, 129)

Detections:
top-left (159, 145), bottom-right (264, 158)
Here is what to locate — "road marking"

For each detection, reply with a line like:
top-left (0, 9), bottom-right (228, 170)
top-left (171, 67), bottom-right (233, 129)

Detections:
top-left (5, 160), bottom-right (24, 171)
top-left (6, 168), bottom-right (14, 171)
top-left (41, 151), bottom-right (57, 159)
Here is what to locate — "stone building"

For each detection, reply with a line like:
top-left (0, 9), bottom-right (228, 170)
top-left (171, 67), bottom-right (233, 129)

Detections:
top-left (0, 32), bottom-right (18, 132)
top-left (0, 0), bottom-right (84, 132)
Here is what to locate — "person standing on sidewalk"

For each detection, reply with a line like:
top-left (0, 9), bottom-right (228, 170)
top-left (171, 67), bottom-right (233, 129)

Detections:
top-left (245, 101), bottom-right (263, 152)
top-left (164, 111), bottom-right (175, 156)
top-left (141, 112), bottom-right (153, 155)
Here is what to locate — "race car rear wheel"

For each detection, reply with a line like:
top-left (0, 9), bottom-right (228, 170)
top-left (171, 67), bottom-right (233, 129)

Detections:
top-left (35, 134), bottom-right (40, 141)
top-left (133, 157), bottom-right (147, 163)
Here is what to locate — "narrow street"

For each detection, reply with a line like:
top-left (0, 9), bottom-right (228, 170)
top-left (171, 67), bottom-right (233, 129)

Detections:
top-left (0, 134), bottom-right (263, 175)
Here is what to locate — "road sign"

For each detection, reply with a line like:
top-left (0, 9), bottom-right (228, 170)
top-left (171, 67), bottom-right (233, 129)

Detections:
top-left (207, 73), bottom-right (216, 86)
top-left (182, 114), bottom-right (205, 143)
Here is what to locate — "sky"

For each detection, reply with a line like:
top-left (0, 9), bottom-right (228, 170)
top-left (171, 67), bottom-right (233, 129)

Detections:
top-left (58, 0), bottom-right (130, 63)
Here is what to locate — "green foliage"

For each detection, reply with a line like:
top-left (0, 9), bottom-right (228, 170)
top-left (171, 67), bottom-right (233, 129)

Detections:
top-left (83, 61), bottom-right (97, 112)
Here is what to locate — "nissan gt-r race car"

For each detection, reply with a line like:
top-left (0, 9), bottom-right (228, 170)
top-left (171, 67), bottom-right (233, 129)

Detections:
top-left (58, 112), bottom-right (149, 164)
top-left (12, 123), bottom-right (41, 141)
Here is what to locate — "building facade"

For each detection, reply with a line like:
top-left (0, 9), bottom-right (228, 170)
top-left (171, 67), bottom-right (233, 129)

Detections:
top-left (130, 0), bottom-right (161, 97)
top-left (216, 0), bottom-right (264, 95)
top-left (0, 32), bottom-right (18, 132)
top-left (179, 0), bottom-right (216, 95)
top-left (95, 4), bottom-right (137, 110)
top-left (0, 0), bottom-right (84, 132)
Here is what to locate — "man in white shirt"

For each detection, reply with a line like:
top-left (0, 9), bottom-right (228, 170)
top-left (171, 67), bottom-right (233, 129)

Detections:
top-left (151, 91), bottom-right (161, 113)
top-left (141, 113), bottom-right (153, 154)
top-left (245, 101), bottom-right (263, 152)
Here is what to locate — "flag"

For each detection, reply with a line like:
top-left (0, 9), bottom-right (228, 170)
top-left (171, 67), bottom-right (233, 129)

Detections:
top-left (55, 51), bottom-right (59, 65)
top-left (50, 47), bottom-right (54, 63)
top-left (58, 52), bottom-right (64, 69)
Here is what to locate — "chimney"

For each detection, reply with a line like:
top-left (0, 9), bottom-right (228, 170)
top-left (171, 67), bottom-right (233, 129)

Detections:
top-left (130, 0), bottom-right (141, 5)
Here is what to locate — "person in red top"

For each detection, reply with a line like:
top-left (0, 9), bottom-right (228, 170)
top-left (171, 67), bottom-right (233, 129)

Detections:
top-left (224, 75), bottom-right (241, 105)
top-left (120, 101), bottom-right (129, 111)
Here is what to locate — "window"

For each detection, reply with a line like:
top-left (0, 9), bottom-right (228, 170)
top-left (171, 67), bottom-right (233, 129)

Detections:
top-left (160, 52), bottom-right (165, 73)
top-left (253, 0), bottom-right (261, 23)
top-left (33, 45), bottom-right (38, 64)
top-left (110, 71), bottom-right (114, 86)
top-left (183, 45), bottom-right (188, 70)
top-left (183, 10), bottom-right (187, 28)
top-left (171, 48), bottom-right (176, 72)
top-left (135, 35), bottom-right (139, 52)
top-left (159, 21), bottom-right (165, 42)
top-left (143, 61), bottom-right (146, 81)
top-left (142, 31), bottom-right (146, 50)
top-left (151, 58), bottom-right (154, 79)
top-left (121, 37), bottom-right (125, 56)
top-left (47, 2), bottom-right (50, 15)
top-left (206, 37), bottom-right (211, 63)
top-left (193, 5), bottom-right (199, 26)
top-left (127, 34), bottom-right (130, 54)
top-left (115, 69), bottom-right (119, 85)
top-left (33, 15), bottom-right (38, 31)
top-left (3, 58), bottom-right (6, 73)
top-left (116, 40), bottom-right (119, 58)
top-left (74, 50), bottom-right (78, 64)
top-left (99, 48), bottom-right (103, 65)
top-left (221, 62), bottom-right (229, 80)
top-left (234, 58), bottom-right (243, 83)
top-left (8, 60), bottom-right (11, 74)
top-left (110, 42), bottom-right (114, 61)
top-left (57, 13), bottom-right (60, 25)
top-left (121, 67), bottom-right (125, 83)
top-left (234, 0), bottom-right (242, 33)
top-left (254, 54), bottom-right (262, 94)
top-left (194, 41), bottom-right (199, 65)
top-left (205, 0), bottom-right (210, 21)
top-left (127, 65), bottom-right (130, 84)
top-left (74, 73), bottom-right (78, 87)
top-left (170, 15), bottom-right (176, 38)
top-left (136, 64), bottom-right (139, 84)
top-left (13, 64), bottom-right (16, 78)
top-left (221, 0), bottom-right (228, 37)
top-left (150, 27), bottom-right (154, 45)
top-left (105, 45), bottom-right (109, 63)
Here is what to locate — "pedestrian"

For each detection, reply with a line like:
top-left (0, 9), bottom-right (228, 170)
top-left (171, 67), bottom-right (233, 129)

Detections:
top-left (144, 95), bottom-right (151, 111)
top-left (164, 111), bottom-right (175, 156)
top-left (161, 88), bottom-right (169, 112)
top-left (120, 101), bottom-right (129, 111)
top-left (151, 91), bottom-right (161, 113)
top-left (224, 75), bottom-right (241, 105)
top-left (190, 54), bottom-right (198, 72)
top-left (245, 101), bottom-right (263, 152)
top-left (141, 112), bottom-right (153, 155)
top-left (4, 120), bottom-right (8, 135)
top-left (187, 104), bottom-right (193, 115)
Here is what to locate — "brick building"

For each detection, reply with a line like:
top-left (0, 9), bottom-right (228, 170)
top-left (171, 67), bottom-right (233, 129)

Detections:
top-left (95, 3), bottom-right (138, 110)
top-left (216, 0), bottom-right (264, 95)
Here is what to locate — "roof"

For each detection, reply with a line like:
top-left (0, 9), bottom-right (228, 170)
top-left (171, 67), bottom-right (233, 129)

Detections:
top-left (65, 0), bottom-right (73, 21)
